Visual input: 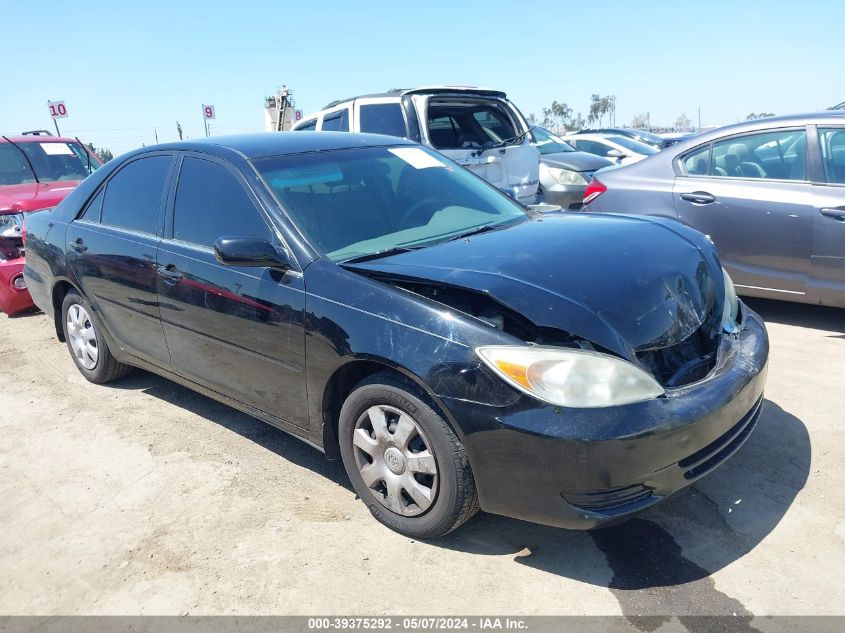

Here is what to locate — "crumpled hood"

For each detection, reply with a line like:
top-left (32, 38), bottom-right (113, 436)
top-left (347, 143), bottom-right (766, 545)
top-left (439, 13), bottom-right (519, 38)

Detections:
top-left (0, 181), bottom-right (82, 213)
top-left (346, 214), bottom-right (722, 359)
top-left (541, 151), bottom-right (613, 172)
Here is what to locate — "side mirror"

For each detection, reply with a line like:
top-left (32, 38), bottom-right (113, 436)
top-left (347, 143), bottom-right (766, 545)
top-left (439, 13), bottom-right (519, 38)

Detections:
top-left (606, 149), bottom-right (624, 158)
top-left (214, 237), bottom-right (293, 271)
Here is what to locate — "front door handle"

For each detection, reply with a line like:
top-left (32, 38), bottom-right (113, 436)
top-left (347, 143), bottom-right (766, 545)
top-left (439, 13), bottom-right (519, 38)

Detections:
top-left (819, 207), bottom-right (845, 221)
top-left (680, 191), bottom-right (716, 205)
top-left (158, 265), bottom-right (183, 283)
top-left (70, 238), bottom-right (87, 253)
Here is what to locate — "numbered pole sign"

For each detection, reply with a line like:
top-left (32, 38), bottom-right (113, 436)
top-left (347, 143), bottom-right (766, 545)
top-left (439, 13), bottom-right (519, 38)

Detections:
top-left (202, 104), bottom-right (216, 120)
top-left (295, 110), bottom-right (303, 121)
top-left (47, 101), bottom-right (69, 119)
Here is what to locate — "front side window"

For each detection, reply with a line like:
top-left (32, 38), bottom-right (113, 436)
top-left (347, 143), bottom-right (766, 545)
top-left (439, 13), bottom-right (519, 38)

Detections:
top-left (321, 109), bottom-right (349, 132)
top-left (173, 157), bottom-right (272, 248)
top-left (358, 103), bottom-right (407, 138)
top-left (819, 128), bottom-right (845, 185)
top-left (0, 141), bottom-right (100, 186)
top-left (100, 156), bottom-right (171, 234)
top-left (254, 145), bottom-right (527, 262)
top-left (711, 129), bottom-right (807, 181)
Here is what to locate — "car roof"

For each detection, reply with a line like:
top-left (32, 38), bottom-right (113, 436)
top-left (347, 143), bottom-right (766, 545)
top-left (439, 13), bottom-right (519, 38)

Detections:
top-left (0, 135), bottom-right (83, 144)
top-left (131, 132), bottom-right (416, 160)
top-left (322, 85), bottom-right (506, 110)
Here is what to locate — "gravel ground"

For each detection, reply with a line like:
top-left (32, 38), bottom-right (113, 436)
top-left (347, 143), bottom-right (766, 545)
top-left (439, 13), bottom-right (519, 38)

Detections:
top-left (0, 298), bottom-right (842, 618)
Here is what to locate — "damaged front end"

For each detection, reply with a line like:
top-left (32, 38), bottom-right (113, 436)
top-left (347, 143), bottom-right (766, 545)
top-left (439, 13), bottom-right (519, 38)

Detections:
top-left (0, 212), bottom-right (31, 315)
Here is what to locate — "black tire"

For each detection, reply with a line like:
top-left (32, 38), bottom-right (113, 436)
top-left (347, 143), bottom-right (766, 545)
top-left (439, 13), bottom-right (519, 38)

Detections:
top-left (338, 371), bottom-right (478, 538)
top-left (61, 290), bottom-right (132, 384)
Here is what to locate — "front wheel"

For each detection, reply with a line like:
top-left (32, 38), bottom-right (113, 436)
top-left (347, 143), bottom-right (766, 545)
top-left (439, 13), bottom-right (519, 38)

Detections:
top-left (338, 372), bottom-right (478, 538)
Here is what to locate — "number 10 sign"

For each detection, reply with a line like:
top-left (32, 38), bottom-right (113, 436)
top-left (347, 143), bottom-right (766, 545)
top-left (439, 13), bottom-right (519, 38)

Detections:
top-left (48, 101), bottom-right (68, 119)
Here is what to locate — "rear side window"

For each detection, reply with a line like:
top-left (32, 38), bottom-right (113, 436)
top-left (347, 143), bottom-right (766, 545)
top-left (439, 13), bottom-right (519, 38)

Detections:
top-left (681, 146), bottom-right (710, 176)
top-left (322, 109), bottom-right (349, 132)
top-left (358, 103), bottom-right (407, 138)
top-left (172, 157), bottom-right (272, 248)
top-left (80, 189), bottom-right (105, 221)
top-left (819, 128), bottom-right (845, 185)
top-left (295, 119), bottom-right (317, 131)
top-left (711, 129), bottom-right (807, 181)
top-left (101, 156), bottom-right (171, 234)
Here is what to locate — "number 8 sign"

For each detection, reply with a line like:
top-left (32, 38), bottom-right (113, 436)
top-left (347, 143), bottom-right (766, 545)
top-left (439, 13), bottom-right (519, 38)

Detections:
top-left (202, 104), bottom-right (216, 120)
top-left (47, 100), bottom-right (68, 119)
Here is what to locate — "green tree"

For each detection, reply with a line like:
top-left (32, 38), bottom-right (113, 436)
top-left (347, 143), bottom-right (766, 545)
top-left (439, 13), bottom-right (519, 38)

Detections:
top-left (630, 113), bottom-right (649, 128)
top-left (675, 113), bottom-right (692, 130)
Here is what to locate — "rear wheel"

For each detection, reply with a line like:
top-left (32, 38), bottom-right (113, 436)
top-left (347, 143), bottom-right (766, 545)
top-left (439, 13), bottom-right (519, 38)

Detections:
top-left (338, 372), bottom-right (478, 538)
top-left (61, 290), bottom-right (132, 384)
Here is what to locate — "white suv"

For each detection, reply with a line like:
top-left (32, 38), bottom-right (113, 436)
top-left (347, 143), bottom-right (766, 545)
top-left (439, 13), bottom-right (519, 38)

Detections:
top-left (292, 86), bottom-right (541, 204)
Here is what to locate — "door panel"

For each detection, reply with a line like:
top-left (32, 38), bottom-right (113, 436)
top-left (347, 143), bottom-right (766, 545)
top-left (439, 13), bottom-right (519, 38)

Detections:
top-left (156, 243), bottom-right (309, 427)
top-left (67, 222), bottom-right (170, 366)
top-left (809, 185), bottom-right (845, 306)
top-left (673, 177), bottom-right (813, 295)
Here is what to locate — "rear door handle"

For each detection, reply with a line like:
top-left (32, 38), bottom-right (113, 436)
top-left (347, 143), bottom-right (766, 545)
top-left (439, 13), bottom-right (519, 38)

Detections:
top-left (680, 191), bottom-right (716, 205)
top-left (70, 238), bottom-right (87, 253)
top-left (819, 207), bottom-right (845, 221)
top-left (158, 265), bottom-right (183, 283)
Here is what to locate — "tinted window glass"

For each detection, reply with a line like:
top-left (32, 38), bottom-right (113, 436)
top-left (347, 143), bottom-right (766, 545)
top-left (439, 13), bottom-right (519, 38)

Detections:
top-left (173, 157), bottom-right (272, 248)
top-left (101, 156), bottom-right (171, 233)
top-left (682, 146), bottom-right (710, 176)
top-left (711, 129), bottom-right (807, 181)
top-left (358, 103), bottom-right (407, 138)
top-left (820, 128), bottom-right (845, 185)
top-left (295, 119), bottom-right (317, 131)
top-left (80, 189), bottom-right (105, 221)
top-left (322, 109), bottom-right (349, 132)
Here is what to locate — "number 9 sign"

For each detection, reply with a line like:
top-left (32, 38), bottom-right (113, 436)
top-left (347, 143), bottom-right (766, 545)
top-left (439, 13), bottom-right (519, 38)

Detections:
top-left (202, 104), bottom-right (216, 120)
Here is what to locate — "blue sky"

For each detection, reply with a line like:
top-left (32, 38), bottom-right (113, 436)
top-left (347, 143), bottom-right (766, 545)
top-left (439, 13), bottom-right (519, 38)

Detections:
top-left (3, 0), bottom-right (842, 155)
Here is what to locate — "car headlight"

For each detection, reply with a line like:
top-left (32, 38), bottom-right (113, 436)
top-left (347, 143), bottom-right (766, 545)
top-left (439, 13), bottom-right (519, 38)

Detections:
top-left (476, 345), bottom-right (664, 408)
top-left (0, 213), bottom-right (23, 239)
top-left (548, 167), bottom-right (588, 186)
top-left (721, 268), bottom-right (739, 333)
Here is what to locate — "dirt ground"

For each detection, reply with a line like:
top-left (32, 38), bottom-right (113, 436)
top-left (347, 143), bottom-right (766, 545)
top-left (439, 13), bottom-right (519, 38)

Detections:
top-left (1, 297), bottom-right (843, 618)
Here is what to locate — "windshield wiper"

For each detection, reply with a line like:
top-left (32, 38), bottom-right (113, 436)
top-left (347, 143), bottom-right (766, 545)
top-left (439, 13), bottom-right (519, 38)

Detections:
top-left (340, 246), bottom-right (420, 264)
top-left (476, 129), bottom-right (531, 156)
top-left (446, 224), bottom-right (503, 242)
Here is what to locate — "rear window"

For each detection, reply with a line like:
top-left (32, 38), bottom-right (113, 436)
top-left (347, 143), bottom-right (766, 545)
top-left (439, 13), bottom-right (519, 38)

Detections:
top-left (358, 103), bottom-right (407, 138)
top-left (427, 102), bottom-right (518, 150)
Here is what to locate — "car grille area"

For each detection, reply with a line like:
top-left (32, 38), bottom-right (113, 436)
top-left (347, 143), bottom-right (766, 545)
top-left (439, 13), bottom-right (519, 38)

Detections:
top-left (636, 326), bottom-right (720, 388)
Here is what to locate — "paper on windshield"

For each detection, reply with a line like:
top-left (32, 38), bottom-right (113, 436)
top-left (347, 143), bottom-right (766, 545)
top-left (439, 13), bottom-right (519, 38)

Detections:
top-left (388, 147), bottom-right (448, 170)
top-left (41, 143), bottom-right (75, 156)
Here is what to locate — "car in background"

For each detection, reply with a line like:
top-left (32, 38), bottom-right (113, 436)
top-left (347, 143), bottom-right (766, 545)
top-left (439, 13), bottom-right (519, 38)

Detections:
top-left (530, 126), bottom-right (612, 208)
top-left (0, 134), bottom-right (100, 315)
top-left (574, 127), bottom-right (670, 150)
top-left (581, 112), bottom-right (845, 307)
top-left (24, 132), bottom-right (767, 538)
top-left (292, 86), bottom-right (541, 205)
top-left (562, 132), bottom-right (660, 165)
top-left (660, 131), bottom-right (699, 147)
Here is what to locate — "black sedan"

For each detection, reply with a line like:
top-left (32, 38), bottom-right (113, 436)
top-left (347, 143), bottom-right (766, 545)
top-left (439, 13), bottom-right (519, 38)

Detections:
top-left (23, 132), bottom-right (768, 538)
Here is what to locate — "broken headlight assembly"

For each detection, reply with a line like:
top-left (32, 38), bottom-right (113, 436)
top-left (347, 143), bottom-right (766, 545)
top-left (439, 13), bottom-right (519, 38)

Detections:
top-left (476, 345), bottom-right (664, 408)
top-left (0, 213), bottom-right (23, 239)
top-left (721, 268), bottom-right (739, 334)
top-left (547, 167), bottom-right (588, 186)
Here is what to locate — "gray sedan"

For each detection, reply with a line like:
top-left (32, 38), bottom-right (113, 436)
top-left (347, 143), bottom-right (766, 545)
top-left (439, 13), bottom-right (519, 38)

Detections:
top-left (531, 127), bottom-right (612, 208)
top-left (582, 112), bottom-right (845, 307)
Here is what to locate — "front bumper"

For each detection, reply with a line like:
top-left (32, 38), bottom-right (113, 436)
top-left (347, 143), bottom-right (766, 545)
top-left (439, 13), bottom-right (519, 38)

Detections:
top-left (0, 257), bottom-right (35, 315)
top-left (443, 304), bottom-right (769, 529)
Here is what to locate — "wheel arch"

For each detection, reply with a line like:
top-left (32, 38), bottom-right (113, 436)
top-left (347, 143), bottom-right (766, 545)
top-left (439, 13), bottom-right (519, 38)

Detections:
top-left (50, 278), bottom-right (81, 342)
top-left (320, 356), bottom-right (463, 461)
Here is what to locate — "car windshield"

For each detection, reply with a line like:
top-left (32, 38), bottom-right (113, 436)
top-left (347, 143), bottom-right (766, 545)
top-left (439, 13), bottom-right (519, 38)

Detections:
top-left (0, 140), bottom-right (100, 186)
top-left (531, 127), bottom-right (576, 155)
top-left (254, 145), bottom-right (529, 262)
top-left (606, 136), bottom-right (660, 155)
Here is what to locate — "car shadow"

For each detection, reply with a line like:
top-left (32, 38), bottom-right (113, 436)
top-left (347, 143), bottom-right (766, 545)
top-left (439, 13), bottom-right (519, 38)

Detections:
top-left (743, 297), bottom-right (845, 334)
top-left (110, 369), bottom-right (352, 491)
top-left (431, 399), bottom-right (809, 611)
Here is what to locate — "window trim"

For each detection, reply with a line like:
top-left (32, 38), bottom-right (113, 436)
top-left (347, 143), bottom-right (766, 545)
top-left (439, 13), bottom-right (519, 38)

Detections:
top-left (675, 126), bottom-right (810, 184)
top-left (93, 151), bottom-right (175, 237)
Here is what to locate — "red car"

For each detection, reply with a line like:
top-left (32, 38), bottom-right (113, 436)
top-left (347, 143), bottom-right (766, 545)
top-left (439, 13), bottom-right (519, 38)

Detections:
top-left (0, 134), bottom-right (101, 315)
